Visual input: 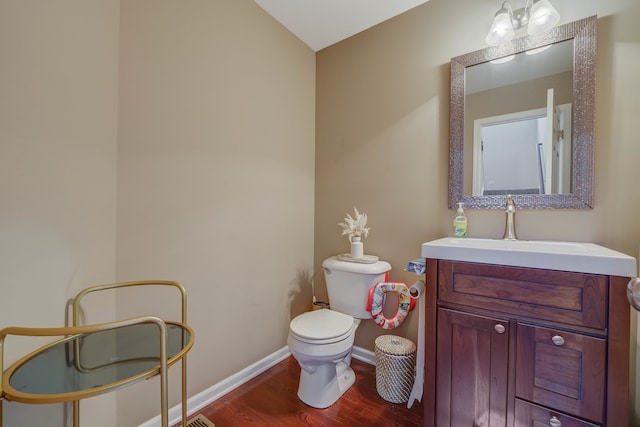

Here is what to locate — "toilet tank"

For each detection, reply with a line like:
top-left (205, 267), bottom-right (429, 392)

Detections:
top-left (322, 256), bottom-right (392, 319)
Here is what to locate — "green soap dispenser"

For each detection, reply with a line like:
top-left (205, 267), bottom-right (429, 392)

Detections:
top-left (453, 202), bottom-right (468, 238)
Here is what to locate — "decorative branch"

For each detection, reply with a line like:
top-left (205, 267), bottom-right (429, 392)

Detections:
top-left (338, 207), bottom-right (370, 242)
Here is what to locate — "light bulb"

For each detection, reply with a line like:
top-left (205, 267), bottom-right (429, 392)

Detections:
top-left (527, 0), bottom-right (560, 35)
top-left (486, 9), bottom-right (515, 46)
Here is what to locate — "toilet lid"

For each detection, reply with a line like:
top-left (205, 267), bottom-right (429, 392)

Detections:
top-left (289, 309), bottom-right (354, 343)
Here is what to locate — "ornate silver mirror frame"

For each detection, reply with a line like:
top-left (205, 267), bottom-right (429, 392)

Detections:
top-left (449, 15), bottom-right (596, 209)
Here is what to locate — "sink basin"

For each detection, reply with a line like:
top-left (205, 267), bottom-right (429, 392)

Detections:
top-left (421, 237), bottom-right (637, 277)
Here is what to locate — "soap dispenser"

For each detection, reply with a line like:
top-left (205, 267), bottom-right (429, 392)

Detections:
top-left (453, 202), bottom-right (468, 238)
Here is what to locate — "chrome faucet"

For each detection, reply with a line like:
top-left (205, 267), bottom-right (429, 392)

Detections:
top-left (502, 194), bottom-right (518, 240)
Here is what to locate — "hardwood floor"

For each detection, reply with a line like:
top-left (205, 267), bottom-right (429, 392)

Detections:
top-left (183, 356), bottom-right (423, 426)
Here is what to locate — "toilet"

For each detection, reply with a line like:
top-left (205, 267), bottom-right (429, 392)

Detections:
top-left (287, 256), bottom-right (391, 408)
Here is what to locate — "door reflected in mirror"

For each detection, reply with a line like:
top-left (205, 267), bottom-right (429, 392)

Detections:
top-left (471, 101), bottom-right (572, 196)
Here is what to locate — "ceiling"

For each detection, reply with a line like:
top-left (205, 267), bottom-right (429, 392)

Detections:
top-left (254, 0), bottom-right (430, 52)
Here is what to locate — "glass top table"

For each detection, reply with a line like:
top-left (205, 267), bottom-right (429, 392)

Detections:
top-left (3, 321), bottom-right (192, 402)
top-left (1, 280), bottom-right (194, 427)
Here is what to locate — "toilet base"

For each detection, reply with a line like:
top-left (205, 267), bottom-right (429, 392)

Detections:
top-left (298, 360), bottom-right (356, 409)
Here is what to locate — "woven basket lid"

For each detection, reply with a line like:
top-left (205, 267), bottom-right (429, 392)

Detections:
top-left (375, 335), bottom-right (416, 355)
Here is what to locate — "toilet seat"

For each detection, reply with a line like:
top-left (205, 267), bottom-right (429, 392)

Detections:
top-left (289, 309), bottom-right (354, 344)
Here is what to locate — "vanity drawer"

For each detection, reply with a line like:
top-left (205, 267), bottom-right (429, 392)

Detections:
top-left (515, 323), bottom-right (606, 423)
top-left (438, 261), bottom-right (608, 329)
top-left (515, 399), bottom-right (600, 427)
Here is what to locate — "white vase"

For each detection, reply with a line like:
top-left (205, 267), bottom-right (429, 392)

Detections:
top-left (350, 237), bottom-right (363, 259)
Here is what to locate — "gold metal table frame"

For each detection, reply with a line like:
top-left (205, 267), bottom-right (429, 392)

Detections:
top-left (0, 280), bottom-right (194, 427)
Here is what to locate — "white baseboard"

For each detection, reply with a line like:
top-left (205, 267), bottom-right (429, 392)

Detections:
top-left (137, 345), bottom-right (373, 427)
top-left (138, 346), bottom-right (291, 427)
top-left (352, 345), bottom-right (376, 365)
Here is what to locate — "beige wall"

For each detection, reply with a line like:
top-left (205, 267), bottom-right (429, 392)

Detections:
top-left (115, 1), bottom-right (315, 425)
top-left (315, 0), bottom-right (640, 420)
top-left (2, 0), bottom-right (639, 425)
top-left (0, 1), bottom-right (315, 426)
top-left (0, 1), bottom-right (119, 426)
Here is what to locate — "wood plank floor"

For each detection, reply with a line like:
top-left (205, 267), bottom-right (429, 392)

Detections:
top-left (182, 356), bottom-right (423, 426)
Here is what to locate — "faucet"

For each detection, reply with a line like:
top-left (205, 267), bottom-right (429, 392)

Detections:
top-left (502, 194), bottom-right (518, 240)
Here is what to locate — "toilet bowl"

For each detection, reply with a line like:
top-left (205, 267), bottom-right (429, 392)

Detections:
top-left (288, 256), bottom-right (391, 408)
top-left (287, 309), bottom-right (359, 408)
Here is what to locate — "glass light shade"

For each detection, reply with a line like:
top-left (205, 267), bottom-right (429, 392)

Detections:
top-left (486, 10), bottom-right (515, 46)
top-left (527, 0), bottom-right (560, 35)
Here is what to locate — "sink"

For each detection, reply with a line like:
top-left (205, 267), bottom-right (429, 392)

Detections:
top-left (421, 237), bottom-right (637, 277)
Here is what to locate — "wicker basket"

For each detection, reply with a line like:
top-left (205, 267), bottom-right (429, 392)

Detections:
top-left (374, 335), bottom-right (416, 403)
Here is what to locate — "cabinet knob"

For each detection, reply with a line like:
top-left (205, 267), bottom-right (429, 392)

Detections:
top-left (494, 324), bottom-right (506, 334)
top-left (551, 335), bottom-right (565, 346)
top-left (549, 416), bottom-right (562, 427)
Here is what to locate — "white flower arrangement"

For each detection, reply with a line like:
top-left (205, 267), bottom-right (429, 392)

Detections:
top-left (338, 207), bottom-right (370, 242)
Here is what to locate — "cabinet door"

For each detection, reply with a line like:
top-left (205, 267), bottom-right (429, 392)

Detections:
top-left (516, 323), bottom-right (606, 424)
top-left (437, 308), bottom-right (509, 427)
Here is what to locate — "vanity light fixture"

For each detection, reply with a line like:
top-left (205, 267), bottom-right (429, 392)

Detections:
top-left (485, 0), bottom-right (560, 46)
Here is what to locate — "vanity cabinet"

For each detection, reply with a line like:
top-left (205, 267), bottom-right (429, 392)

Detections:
top-left (424, 258), bottom-right (631, 427)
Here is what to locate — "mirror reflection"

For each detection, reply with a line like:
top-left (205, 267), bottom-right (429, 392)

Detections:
top-left (448, 16), bottom-right (596, 209)
top-left (465, 40), bottom-right (574, 196)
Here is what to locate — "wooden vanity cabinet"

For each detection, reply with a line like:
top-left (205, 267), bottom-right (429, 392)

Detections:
top-left (423, 258), bottom-right (631, 427)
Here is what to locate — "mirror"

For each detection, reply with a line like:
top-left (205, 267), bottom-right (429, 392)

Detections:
top-left (449, 16), bottom-right (596, 209)
top-left (468, 40), bottom-right (574, 197)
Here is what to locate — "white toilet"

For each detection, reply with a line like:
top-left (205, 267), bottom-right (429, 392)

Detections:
top-left (287, 256), bottom-right (391, 408)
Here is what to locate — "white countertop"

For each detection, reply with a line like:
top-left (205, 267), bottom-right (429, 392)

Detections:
top-left (421, 237), bottom-right (637, 277)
